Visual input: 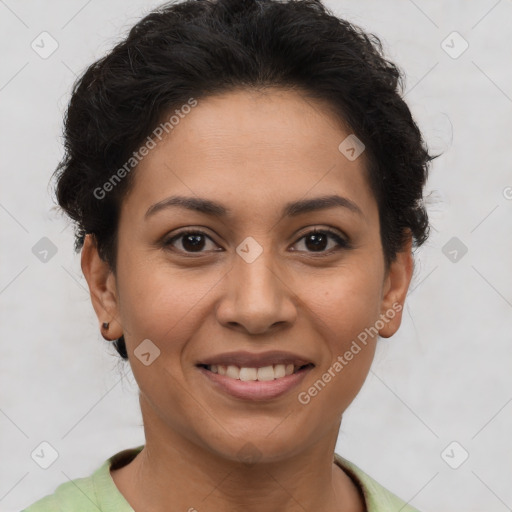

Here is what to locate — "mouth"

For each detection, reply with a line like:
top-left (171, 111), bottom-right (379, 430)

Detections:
top-left (197, 362), bottom-right (314, 381)
top-left (195, 351), bottom-right (315, 401)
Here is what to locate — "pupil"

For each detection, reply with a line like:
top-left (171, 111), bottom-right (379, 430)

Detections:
top-left (183, 234), bottom-right (204, 251)
top-left (306, 233), bottom-right (327, 251)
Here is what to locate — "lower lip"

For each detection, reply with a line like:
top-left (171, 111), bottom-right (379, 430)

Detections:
top-left (197, 366), bottom-right (312, 401)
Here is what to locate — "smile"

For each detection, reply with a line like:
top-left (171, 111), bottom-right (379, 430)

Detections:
top-left (198, 363), bottom-right (314, 381)
top-left (196, 351), bottom-right (315, 401)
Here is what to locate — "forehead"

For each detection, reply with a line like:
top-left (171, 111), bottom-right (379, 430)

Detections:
top-left (120, 88), bottom-right (377, 225)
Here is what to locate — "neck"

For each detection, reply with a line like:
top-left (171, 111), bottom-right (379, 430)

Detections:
top-left (110, 403), bottom-right (365, 512)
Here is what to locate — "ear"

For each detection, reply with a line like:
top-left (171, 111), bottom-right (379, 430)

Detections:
top-left (81, 234), bottom-right (123, 340)
top-left (378, 231), bottom-right (414, 338)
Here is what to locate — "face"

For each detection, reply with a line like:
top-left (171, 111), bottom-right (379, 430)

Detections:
top-left (82, 88), bottom-right (413, 463)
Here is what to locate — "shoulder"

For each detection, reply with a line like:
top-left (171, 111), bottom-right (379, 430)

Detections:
top-left (22, 446), bottom-right (144, 512)
top-left (334, 453), bottom-right (421, 512)
top-left (22, 472), bottom-right (99, 511)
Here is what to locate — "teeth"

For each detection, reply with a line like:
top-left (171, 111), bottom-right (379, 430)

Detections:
top-left (274, 364), bottom-right (285, 378)
top-left (226, 365), bottom-right (240, 379)
top-left (207, 363), bottom-right (303, 381)
top-left (239, 367), bottom-right (257, 381)
top-left (257, 366), bottom-right (275, 381)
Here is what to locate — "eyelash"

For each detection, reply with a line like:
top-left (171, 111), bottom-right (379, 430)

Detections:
top-left (163, 228), bottom-right (350, 256)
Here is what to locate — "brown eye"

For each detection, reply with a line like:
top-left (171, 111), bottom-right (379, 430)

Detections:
top-left (164, 230), bottom-right (219, 253)
top-left (163, 228), bottom-right (350, 256)
top-left (292, 229), bottom-right (349, 254)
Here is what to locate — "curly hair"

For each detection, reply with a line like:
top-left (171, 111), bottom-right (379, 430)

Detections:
top-left (52, 0), bottom-right (436, 360)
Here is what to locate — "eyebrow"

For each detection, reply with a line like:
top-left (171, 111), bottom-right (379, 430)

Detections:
top-left (144, 194), bottom-right (363, 220)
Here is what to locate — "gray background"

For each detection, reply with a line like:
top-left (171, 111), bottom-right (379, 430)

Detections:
top-left (1, 1), bottom-right (511, 511)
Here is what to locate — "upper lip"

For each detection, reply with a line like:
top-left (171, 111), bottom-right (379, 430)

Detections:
top-left (197, 350), bottom-right (314, 369)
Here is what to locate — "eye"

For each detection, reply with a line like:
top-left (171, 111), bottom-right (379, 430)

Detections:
top-left (163, 227), bottom-right (350, 255)
top-left (291, 228), bottom-right (350, 255)
top-left (163, 230), bottom-right (220, 254)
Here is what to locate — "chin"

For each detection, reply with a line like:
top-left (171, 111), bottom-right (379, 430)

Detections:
top-left (195, 422), bottom-right (314, 465)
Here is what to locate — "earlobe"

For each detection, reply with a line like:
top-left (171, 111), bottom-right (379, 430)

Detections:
top-left (81, 234), bottom-right (123, 340)
top-left (378, 233), bottom-right (414, 339)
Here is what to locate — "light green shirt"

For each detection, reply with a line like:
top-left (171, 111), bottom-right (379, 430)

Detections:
top-left (22, 445), bottom-right (420, 511)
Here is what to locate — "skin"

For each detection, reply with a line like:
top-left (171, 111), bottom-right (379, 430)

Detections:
top-left (81, 87), bottom-right (413, 512)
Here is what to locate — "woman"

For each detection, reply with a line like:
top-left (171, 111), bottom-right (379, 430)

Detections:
top-left (24, 0), bottom-right (435, 509)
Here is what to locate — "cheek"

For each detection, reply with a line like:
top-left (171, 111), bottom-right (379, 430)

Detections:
top-left (295, 265), bottom-right (382, 405)
top-left (301, 265), bottom-right (383, 344)
top-left (117, 265), bottom-right (210, 413)
top-left (296, 274), bottom-right (380, 421)
top-left (116, 258), bottom-right (220, 355)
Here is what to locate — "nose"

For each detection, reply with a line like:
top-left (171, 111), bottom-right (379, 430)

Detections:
top-left (215, 247), bottom-right (298, 335)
